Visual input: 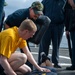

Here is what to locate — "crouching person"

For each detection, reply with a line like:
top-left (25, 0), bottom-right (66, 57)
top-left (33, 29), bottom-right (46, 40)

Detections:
top-left (0, 19), bottom-right (50, 75)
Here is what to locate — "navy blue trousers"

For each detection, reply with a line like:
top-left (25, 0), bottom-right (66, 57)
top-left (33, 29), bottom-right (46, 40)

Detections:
top-left (38, 23), bottom-right (64, 65)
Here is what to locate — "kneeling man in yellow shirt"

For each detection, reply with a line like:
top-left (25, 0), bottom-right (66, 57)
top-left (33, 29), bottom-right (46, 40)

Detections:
top-left (0, 19), bottom-right (50, 75)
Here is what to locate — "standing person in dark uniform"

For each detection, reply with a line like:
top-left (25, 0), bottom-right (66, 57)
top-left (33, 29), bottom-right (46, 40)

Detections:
top-left (4, 1), bottom-right (50, 70)
top-left (38, 0), bottom-right (67, 68)
top-left (64, 0), bottom-right (72, 63)
top-left (65, 0), bottom-right (75, 70)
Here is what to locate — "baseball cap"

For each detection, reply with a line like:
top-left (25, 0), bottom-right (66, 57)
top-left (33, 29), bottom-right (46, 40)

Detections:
top-left (31, 1), bottom-right (44, 15)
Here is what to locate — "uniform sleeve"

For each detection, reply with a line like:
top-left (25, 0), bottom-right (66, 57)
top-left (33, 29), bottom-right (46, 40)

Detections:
top-left (19, 40), bottom-right (27, 48)
top-left (0, 36), bottom-right (12, 58)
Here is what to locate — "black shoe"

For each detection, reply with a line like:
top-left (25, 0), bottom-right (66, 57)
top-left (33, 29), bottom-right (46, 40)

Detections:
top-left (40, 52), bottom-right (51, 64)
top-left (54, 64), bottom-right (61, 68)
top-left (47, 56), bottom-right (51, 61)
top-left (66, 66), bottom-right (75, 70)
top-left (40, 52), bottom-right (47, 63)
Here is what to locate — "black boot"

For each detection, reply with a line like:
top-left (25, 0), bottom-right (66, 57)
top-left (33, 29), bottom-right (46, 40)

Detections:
top-left (54, 64), bottom-right (61, 68)
top-left (40, 52), bottom-right (51, 63)
top-left (66, 66), bottom-right (75, 70)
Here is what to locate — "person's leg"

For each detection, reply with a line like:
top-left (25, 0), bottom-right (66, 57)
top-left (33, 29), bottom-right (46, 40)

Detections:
top-left (38, 15), bottom-right (51, 27)
top-left (66, 31), bottom-right (75, 70)
top-left (51, 24), bottom-right (59, 65)
top-left (8, 52), bottom-right (31, 74)
top-left (58, 24), bottom-right (64, 48)
top-left (38, 24), bottom-right (52, 65)
top-left (8, 53), bottom-right (27, 70)
top-left (52, 24), bottom-right (64, 67)
top-left (29, 15), bottom-right (51, 45)
top-left (70, 31), bottom-right (75, 67)
top-left (16, 64), bottom-right (31, 74)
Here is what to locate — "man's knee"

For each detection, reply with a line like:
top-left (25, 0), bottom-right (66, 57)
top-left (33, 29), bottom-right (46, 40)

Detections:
top-left (39, 15), bottom-right (51, 26)
top-left (36, 15), bottom-right (51, 26)
top-left (20, 53), bottom-right (27, 64)
top-left (26, 66), bottom-right (32, 72)
top-left (11, 53), bottom-right (27, 67)
top-left (14, 53), bottom-right (27, 65)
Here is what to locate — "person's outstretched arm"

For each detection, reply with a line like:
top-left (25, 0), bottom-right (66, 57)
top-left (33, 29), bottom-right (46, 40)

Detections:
top-left (22, 46), bottom-right (51, 72)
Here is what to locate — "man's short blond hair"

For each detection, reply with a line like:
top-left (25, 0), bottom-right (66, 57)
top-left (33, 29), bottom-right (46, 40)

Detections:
top-left (19, 19), bottom-right (37, 32)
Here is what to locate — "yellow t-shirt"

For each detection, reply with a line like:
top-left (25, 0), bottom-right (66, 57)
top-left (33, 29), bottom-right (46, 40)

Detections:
top-left (0, 26), bottom-right (27, 58)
